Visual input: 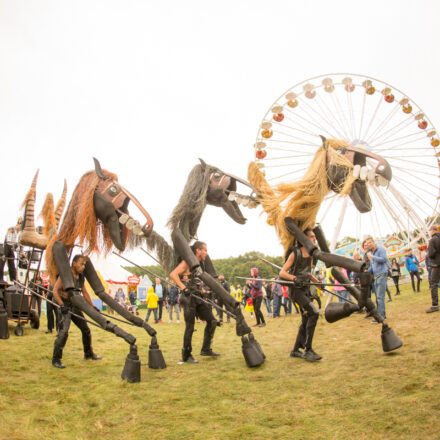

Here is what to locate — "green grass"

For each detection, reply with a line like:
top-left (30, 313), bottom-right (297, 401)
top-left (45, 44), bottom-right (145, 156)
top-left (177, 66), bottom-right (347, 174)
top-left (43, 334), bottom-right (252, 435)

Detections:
top-left (1, 282), bottom-right (439, 440)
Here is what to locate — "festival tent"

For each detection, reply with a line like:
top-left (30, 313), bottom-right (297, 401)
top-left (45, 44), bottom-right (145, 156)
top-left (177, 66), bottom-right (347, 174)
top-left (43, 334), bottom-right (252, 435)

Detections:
top-left (87, 253), bottom-right (133, 298)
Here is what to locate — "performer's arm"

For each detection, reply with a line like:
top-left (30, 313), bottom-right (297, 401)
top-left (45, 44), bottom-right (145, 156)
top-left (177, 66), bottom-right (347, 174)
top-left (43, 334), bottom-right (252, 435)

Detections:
top-left (279, 252), bottom-right (297, 282)
top-left (82, 285), bottom-right (94, 307)
top-left (52, 277), bottom-right (64, 306)
top-left (170, 261), bottom-right (190, 290)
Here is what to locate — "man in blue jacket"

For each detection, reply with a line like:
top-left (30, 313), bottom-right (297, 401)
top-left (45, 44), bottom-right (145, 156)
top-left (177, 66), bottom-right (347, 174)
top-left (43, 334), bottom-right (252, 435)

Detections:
top-left (364, 236), bottom-right (389, 320)
top-left (405, 250), bottom-right (421, 293)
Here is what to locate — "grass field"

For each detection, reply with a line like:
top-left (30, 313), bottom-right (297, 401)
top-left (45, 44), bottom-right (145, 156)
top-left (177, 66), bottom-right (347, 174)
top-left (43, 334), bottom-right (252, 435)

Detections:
top-left (1, 282), bottom-right (439, 440)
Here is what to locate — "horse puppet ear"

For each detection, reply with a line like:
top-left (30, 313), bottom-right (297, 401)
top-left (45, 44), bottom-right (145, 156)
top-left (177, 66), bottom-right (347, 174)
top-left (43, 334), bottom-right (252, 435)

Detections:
top-left (319, 135), bottom-right (328, 150)
top-left (93, 157), bottom-right (105, 179)
top-left (198, 158), bottom-right (207, 170)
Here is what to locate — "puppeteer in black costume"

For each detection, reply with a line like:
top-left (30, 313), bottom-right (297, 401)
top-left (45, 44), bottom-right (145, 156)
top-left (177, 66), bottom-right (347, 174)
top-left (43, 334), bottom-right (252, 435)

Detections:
top-left (133, 159), bottom-right (265, 367)
top-left (280, 228), bottom-right (322, 361)
top-left (249, 136), bottom-right (403, 355)
top-left (51, 255), bottom-right (101, 368)
top-left (169, 241), bottom-right (219, 363)
top-left (44, 158), bottom-right (166, 382)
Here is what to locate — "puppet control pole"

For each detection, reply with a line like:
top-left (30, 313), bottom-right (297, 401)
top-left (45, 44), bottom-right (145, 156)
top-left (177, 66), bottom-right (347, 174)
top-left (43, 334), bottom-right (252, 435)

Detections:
top-left (112, 251), bottom-right (238, 320)
top-left (30, 282), bottom-right (137, 327)
top-left (138, 247), bottom-right (239, 319)
top-left (256, 258), bottom-right (357, 304)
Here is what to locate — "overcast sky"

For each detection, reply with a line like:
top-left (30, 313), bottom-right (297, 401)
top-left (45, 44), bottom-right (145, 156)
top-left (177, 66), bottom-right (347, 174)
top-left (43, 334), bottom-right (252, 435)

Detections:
top-left (1, 0), bottom-right (439, 263)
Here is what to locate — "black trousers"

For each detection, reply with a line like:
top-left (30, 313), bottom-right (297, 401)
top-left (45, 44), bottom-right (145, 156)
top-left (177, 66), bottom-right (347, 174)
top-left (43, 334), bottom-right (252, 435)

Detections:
top-left (215, 297), bottom-right (230, 323)
top-left (52, 303), bottom-right (93, 361)
top-left (157, 299), bottom-right (164, 320)
top-left (252, 296), bottom-right (265, 325)
top-left (429, 267), bottom-right (440, 307)
top-left (182, 294), bottom-right (217, 357)
top-left (409, 270), bottom-right (421, 292)
top-left (46, 293), bottom-right (60, 332)
top-left (291, 287), bottom-right (319, 351)
top-left (0, 244), bottom-right (16, 282)
top-left (391, 276), bottom-right (400, 293)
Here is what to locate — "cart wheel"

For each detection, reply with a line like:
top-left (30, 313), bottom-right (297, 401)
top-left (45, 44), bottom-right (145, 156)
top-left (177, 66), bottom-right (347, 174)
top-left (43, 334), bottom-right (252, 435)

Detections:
top-left (14, 326), bottom-right (24, 336)
top-left (30, 310), bottom-right (40, 329)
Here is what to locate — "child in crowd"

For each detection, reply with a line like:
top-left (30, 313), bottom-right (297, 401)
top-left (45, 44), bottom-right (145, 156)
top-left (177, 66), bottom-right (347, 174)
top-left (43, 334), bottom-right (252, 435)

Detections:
top-left (145, 286), bottom-right (159, 323)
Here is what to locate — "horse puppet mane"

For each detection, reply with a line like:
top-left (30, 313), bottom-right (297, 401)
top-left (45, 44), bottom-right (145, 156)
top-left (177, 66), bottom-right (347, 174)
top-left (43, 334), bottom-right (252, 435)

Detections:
top-left (45, 169), bottom-right (118, 282)
top-left (248, 139), bottom-right (355, 252)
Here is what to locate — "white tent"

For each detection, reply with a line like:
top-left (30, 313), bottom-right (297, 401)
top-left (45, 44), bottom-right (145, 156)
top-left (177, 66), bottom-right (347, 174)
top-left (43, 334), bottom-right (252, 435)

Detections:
top-left (88, 253), bottom-right (133, 297)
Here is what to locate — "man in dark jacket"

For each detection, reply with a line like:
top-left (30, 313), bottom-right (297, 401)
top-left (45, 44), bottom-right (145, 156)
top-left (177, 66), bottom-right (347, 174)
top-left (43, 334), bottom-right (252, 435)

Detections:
top-left (427, 225), bottom-right (440, 313)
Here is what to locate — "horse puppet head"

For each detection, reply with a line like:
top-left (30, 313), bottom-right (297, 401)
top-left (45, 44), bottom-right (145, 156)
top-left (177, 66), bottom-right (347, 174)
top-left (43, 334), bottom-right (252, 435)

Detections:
top-left (50, 158), bottom-right (153, 256)
top-left (248, 136), bottom-right (392, 251)
top-left (167, 159), bottom-right (260, 241)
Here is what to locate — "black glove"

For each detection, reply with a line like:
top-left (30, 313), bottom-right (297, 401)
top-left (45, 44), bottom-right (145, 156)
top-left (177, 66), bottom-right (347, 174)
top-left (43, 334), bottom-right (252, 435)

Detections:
top-left (60, 305), bottom-right (69, 315)
top-left (182, 287), bottom-right (190, 297)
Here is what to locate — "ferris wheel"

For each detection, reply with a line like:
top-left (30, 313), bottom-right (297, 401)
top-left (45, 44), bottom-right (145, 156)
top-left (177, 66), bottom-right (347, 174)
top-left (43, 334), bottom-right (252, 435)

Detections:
top-left (254, 73), bottom-right (440, 250)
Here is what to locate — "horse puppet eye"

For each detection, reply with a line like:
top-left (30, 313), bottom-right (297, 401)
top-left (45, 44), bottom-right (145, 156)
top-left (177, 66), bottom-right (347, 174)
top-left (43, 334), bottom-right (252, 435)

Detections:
top-left (107, 184), bottom-right (121, 196)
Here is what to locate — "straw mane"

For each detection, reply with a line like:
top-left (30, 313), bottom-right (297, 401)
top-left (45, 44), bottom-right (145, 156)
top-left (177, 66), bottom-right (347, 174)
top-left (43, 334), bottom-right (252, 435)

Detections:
top-left (45, 169), bottom-right (118, 282)
top-left (248, 139), bottom-right (355, 251)
top-left (39, 193), bottom-right (56, 238)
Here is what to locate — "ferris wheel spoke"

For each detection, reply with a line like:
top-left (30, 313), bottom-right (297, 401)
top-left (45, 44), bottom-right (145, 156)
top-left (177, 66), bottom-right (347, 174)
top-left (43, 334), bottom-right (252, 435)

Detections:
top-left (391, 164), bottom-right (440, 180)
top-left (267, 170), bottom-right (301, 182)
top-left (370, 187), bottom-right (400, 237)
top-left (370, 186), bottom-right (408, 240)
top-left (392, 175), bottom-right (439, 212)
top-left (370, 132), bottom-right (427, 150)
top-left (387, 183), bottom-right (431, 240)
top-left (357, 93), bottom-right (367, 141)
top-left (366, 103), bottom-right (401, 145)
top-left (330, 93), bottom-right (352, 139)
top-left (362, 96), bottom-right (383, 141)
top-left (272, 126), bottom-right (318, 140)
top-left (264, 138), bottom-right (317, 148)
top-left (367, 114), bottom-right (415, 146)
top-left (346, 92), bottom-right (357, 140)
top-left (264, 161), bottom-right (318, 169)
top-left (263, 152), bottom-right (314, 160)
top-left (330, 197), bottom-right (348, 250)
top-left (373, 137), bottom-right (435, 152)
top-left (294, 98), bottom-right (339, 138)
top-left (315, 95), bottom-right (349, 139)
top-left (383, 156), bottom-right (439, 170)
top-left (317, 194), bottom-right (338, 224)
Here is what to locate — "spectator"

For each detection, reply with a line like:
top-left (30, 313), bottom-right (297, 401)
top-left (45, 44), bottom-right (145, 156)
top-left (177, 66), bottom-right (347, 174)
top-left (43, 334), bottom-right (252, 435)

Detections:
top-left (364, 236), bottom-right (389, 320)
top-left (145, 286), bottom-right (159, 323)
top-left (216, 274), bottom-right (230, 323)
top-left (262, 281), bottom-right (272, 317)
top-left (426, 224), bottom-right (440, 313)
top-left (45, 282), bottom-right (60, 334)
top-left (390, 258), bottom-right (401, 295)
top-left (334, 267), bottom-right (349, 303)
top-left (167, 284), bottom-right (180, 323)
top-left (271, 280), bottom-right (283, 318)
top-left (153, 277), bottom-right (167, 323)
top-left (405, 250), bottom-right (421, 293)
top-left (129, 289), bottom-right (137, 306)
top-left (114, 288), bottom-right (125, 303)
top-left (248, 267), bottom-right (265, 327)
top-left (0, 226), bottom-right (18, 282)
top-left (282, 285), bottom-right (292, 314)
top-left (234, 284), bottom-right (243, 304)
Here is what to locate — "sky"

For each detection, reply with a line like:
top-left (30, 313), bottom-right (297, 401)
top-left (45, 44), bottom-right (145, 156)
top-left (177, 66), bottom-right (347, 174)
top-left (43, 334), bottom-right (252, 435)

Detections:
top-left (1, 0), bottom-right (440, 264)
